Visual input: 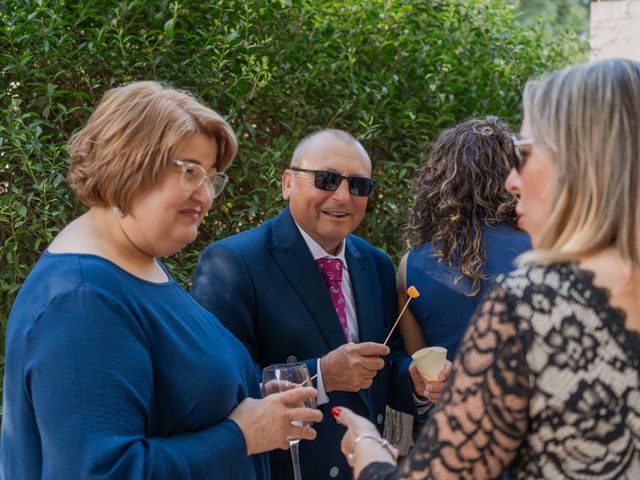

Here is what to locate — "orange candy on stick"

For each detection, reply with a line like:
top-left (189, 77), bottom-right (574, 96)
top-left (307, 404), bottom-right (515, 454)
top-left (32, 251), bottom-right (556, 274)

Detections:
top-left (309, 286), bottom-right (420, 383)
top-left (383, 286), bottom-right (420, 346)
top-left (407, 286), bottom-right (420, 299)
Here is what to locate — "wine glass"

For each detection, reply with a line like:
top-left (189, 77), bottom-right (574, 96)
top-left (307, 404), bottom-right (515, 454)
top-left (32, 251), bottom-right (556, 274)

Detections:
top-left (261, 363), bottom-right (316, 480)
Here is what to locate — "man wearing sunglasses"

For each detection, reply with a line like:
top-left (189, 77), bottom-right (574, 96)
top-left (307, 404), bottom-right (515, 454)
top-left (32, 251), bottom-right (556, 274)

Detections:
top-left (192, 129), bottom-right (422, 480)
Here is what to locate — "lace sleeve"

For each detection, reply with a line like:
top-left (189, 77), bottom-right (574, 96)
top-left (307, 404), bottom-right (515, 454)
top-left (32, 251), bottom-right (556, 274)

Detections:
top-left (362, 284), bottom-right (530, 480)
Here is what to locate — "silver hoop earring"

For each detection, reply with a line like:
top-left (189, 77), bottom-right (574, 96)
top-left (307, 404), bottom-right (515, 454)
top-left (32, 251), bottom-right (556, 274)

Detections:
top-left (112, 207), bottom-right (125, 219)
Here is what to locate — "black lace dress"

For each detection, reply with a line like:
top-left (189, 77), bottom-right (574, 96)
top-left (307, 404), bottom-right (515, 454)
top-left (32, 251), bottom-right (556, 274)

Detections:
top-left (362, 263), bottom-right (640, 479)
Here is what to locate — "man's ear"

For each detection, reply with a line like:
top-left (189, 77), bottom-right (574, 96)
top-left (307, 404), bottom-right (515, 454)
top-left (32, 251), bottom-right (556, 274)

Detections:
top-left (282, 169), bottom-right (292, 201)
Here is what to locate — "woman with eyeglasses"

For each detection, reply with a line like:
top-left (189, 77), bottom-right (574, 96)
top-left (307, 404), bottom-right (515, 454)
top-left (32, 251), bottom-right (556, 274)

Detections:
top-left (0, 81), bottom-right (322, 479)
top-left (396, 116), bottom-right (531, 404)
top-left (334, 59), bottom-right (640, 479)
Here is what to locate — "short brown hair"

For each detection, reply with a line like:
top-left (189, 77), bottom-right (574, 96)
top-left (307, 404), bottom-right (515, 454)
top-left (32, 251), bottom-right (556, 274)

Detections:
top-left (68, 81), bottom-right (237, 212)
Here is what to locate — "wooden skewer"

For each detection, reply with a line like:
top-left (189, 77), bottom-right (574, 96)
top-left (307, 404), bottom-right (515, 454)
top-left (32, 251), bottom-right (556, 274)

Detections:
top-left (383, 286), bottom-right (420, 346)
top-left (308, 286), bottom-right (420, 384)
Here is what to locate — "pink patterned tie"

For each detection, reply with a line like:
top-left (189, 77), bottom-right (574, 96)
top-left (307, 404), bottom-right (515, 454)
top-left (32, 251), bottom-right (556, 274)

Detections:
top-left (315, 258), bottom-right (349, 342)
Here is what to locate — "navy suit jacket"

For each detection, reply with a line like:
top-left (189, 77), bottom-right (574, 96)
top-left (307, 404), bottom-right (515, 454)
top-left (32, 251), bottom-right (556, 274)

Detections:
top-left (192, 207), bottom-right (417, 480)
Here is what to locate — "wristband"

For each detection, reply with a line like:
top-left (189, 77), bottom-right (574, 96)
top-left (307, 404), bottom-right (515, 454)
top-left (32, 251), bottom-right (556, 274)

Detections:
top-left (346, 434), bottom-right (397, 466)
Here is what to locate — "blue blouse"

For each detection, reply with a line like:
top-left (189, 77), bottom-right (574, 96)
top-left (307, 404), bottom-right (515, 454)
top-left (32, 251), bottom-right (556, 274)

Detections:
top-left (407, 223), bottom-right (531, 360)
top-left (1, 251), bottom-right (269, 479)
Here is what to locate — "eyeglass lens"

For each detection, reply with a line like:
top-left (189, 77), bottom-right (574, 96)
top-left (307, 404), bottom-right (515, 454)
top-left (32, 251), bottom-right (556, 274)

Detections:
top-left (510, 135), bottom-right (531, 172)
top-left (317, 172), bottom-right (374, 196)
top-left (291, 168), bottom-right (374, 196)
top-left (174, 160), bottom-right (227, 198)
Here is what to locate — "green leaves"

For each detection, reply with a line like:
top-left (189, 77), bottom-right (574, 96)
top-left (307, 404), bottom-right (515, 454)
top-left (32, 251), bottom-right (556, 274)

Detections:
top-left (15, 203), bottom-right (26, 218)
top-left (164, 1), bottom-right (180, 39)
top-left (0, 0), bottom-right (587, 409)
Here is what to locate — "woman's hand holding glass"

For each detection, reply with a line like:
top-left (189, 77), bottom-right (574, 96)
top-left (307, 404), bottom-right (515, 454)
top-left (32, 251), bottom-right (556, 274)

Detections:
top-left (228, 376), bottom-right (322, 455)
top-left (260, 363), bottom-right (318, 480)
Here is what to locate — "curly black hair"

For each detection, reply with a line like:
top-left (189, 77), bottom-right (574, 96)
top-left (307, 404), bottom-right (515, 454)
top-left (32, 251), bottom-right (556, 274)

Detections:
top-left (403, 116), bottom-right (518, 296)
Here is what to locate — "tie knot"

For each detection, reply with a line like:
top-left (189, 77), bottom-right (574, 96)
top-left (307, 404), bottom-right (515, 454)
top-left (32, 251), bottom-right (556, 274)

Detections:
top-left (315, 258), bottom-right (343, 284)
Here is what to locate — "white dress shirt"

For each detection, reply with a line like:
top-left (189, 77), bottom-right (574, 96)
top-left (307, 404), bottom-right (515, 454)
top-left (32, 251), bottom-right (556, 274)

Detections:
top-left (296, 224), bottom-right (428, 410)
top-left (296, 225), bottom-right (359, 405)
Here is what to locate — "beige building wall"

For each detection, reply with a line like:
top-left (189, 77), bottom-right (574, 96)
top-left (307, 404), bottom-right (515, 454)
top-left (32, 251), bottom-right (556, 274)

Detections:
top-left (590, 0), bottom-right (640, 61)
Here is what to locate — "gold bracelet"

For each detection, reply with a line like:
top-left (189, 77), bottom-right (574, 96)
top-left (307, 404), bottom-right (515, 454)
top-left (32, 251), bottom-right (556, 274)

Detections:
top-left (346, 434), bottom-right (397, 466)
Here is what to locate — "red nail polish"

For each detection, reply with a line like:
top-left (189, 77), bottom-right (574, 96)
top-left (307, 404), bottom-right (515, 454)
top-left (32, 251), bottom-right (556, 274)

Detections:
top-left (331, 407), bottom-right (342, 417)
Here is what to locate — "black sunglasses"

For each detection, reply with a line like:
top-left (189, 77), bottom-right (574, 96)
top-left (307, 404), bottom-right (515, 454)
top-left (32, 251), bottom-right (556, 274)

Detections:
top-left (289, 167), bottom-right (376, 197)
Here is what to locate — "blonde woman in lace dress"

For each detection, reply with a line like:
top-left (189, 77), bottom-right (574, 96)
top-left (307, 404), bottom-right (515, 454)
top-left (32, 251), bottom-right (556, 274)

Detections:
top-left (333, 58), bottom-right (640, 479)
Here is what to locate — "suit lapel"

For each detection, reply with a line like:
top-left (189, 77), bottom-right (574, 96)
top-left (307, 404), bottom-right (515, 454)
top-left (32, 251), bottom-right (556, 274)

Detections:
top-left (268, 207), bottom-right (347, 351)
top-left (345, 237), bottom-right (376, 411)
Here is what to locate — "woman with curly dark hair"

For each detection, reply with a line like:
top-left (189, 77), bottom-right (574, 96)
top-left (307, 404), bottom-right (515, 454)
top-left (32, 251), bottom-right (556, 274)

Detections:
top-left (397, 116), bottom-right (531, 402)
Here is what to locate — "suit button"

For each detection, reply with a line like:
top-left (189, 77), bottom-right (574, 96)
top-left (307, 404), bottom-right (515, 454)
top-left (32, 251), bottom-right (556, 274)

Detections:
top-left (286, 356), bottom-right (297, 363)
top-left (377, 413), bottom-right (383, 424)
top-left (329, 466), bottom-right (339, 477)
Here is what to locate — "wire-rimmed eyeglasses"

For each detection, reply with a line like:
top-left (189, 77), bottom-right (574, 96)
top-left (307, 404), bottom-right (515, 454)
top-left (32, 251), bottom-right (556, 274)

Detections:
top-left (511, 134), bottom-right (533, 172)
top-left (171, 160), bottom-right (228, 199)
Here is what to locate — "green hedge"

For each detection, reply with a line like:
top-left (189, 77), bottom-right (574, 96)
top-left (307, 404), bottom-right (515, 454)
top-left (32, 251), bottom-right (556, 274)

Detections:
top-left (1, 0), bottom-right (586, 406)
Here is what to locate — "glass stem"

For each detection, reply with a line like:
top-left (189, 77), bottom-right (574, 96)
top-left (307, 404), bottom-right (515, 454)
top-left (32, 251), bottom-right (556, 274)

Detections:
top-left (290, 439), bottom-right (302, 480)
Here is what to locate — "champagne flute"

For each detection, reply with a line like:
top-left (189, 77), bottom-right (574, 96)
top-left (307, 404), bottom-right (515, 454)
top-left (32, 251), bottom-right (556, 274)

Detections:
top-left (261, 363), bottom-right (316, 480)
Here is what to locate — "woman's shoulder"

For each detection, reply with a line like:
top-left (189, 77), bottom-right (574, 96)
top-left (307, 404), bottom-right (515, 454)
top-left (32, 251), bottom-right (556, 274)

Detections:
top-left (43, 250), bottom-right (173, 285)
top-left (9, 254), bottom-right (117, 332)
top-left (407, 242), bottom-right (437, 266)
top-left (9, 252), bottom-right (184, 339)
top-left (406, 241), bottom-right (453, 277)
top-left (483, 222), bottom-right (531, 250)
top-left (495, 262), bottom-right (569, 286)
top-left (493, 262), bottom-right (615, 329)
top-left (19, 252), bottom-right (102, 301)
top-left (16, 252), bottom-right (172, 315)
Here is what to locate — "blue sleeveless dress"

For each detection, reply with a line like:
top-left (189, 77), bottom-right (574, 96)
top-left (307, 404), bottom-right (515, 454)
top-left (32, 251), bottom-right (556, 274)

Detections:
top-left (407, 223), bottom-right (531, 360)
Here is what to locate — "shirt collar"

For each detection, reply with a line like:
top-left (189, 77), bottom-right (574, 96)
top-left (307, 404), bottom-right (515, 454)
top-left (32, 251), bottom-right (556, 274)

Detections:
top-left (295, 223), bottom-right (348, 267)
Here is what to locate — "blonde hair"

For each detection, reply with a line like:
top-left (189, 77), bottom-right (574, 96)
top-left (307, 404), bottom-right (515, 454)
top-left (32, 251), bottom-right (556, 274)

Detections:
top-left (68, 81), bottom-right (237, 212)
top-left (520, 59), bottom-right (640, 266)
